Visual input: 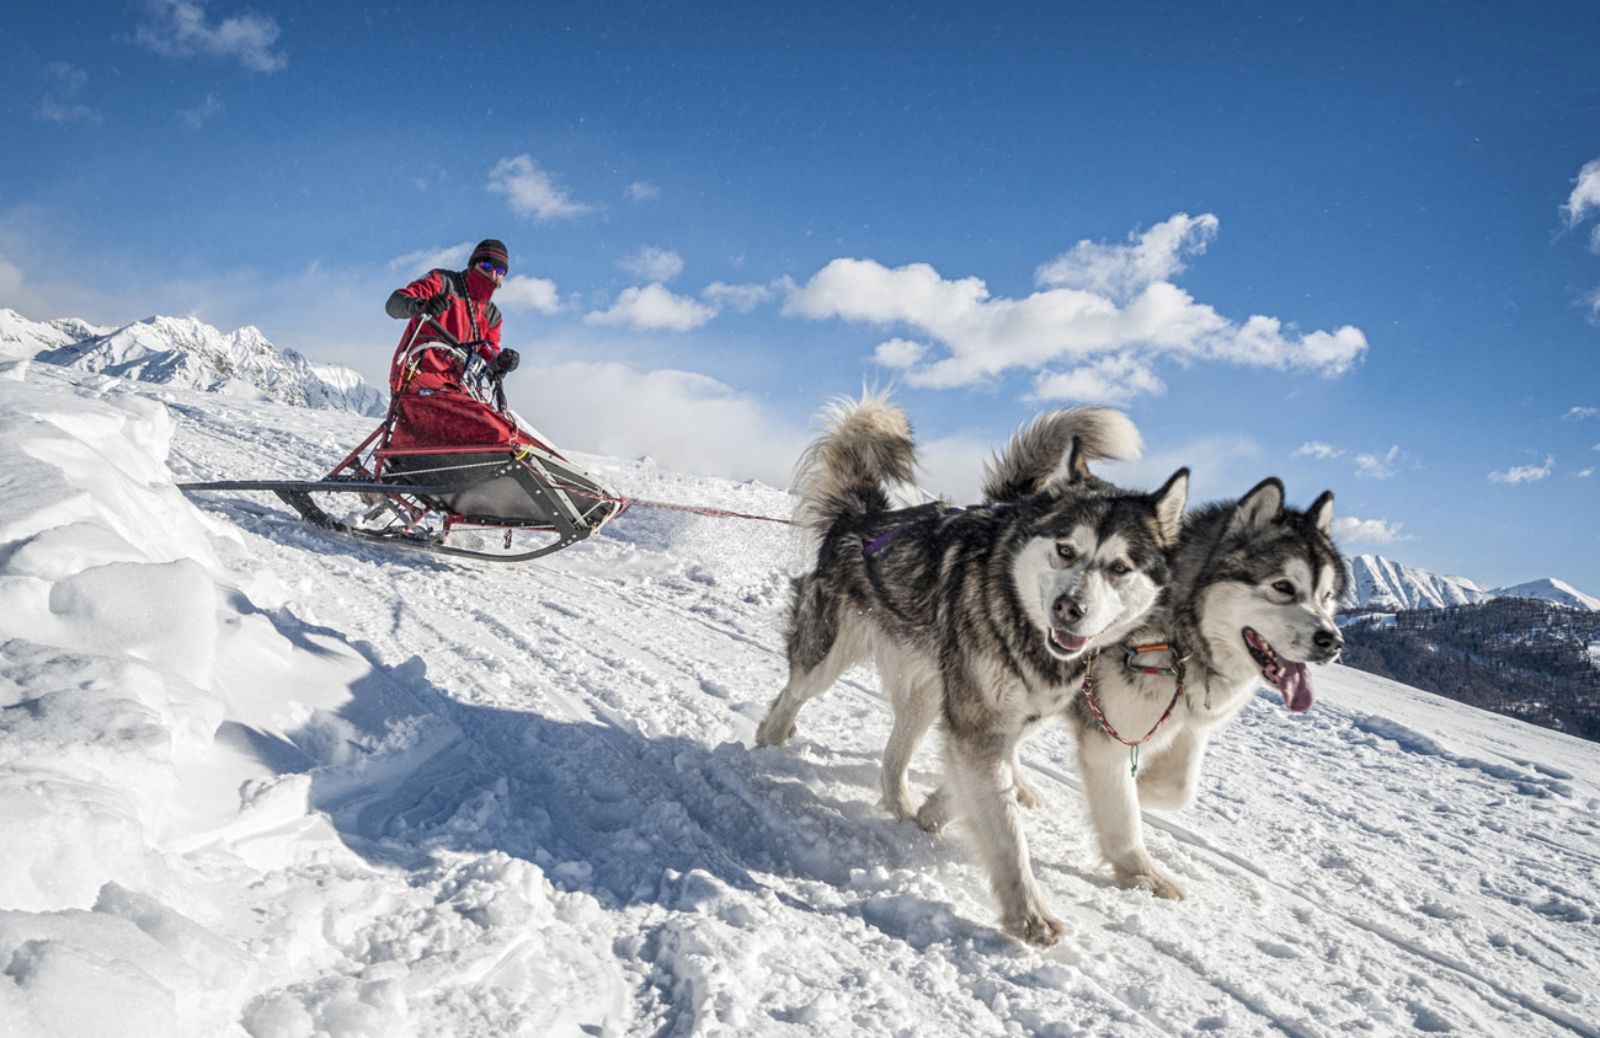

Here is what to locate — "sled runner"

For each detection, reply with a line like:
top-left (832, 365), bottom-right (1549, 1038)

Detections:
top-left (180, 319), bottom-right (623, 562)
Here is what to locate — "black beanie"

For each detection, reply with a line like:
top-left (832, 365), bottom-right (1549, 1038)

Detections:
top-left (470, 238), bottom-right (509, 271)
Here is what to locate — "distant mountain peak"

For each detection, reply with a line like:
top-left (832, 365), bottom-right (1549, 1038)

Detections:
top-left (2, 308), bottom-right (384, 417)
top-left (1345, 554), bottom-right (1598, 613)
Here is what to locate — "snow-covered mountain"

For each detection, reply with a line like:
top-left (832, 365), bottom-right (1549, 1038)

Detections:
top-left (1489, 577), bottom-right (1600, 612)
top-left (1342, 553), bottom-right (1598, 613)
top-left (0, 307), bottom-right (384, 416)
top-left (1, 361), bottom-right (1596, 1036)
top-left (1342, 553), bottom-right (1494, 611)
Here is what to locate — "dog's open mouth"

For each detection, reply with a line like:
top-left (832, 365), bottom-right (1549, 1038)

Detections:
top-left (1243, 628), bottom-right (1313, 712)
top-left (1049, 629), bottom-right (1090, 657)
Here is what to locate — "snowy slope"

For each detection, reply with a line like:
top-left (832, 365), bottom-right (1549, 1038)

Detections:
top-left (1490, 578), bottom-right (1600, 612)
top-left (1, 308), bottom-right (383, 417)
top-left (2, 358), bottom-right (1597, 1037)
top-left (1343, 553), bottom-right (1495, 611)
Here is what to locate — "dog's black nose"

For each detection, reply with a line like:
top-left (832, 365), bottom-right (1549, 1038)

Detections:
top-left (1314, 627), bottom-right (1343, 653)
top-left (1054, 595), bottom-right (1085, 624)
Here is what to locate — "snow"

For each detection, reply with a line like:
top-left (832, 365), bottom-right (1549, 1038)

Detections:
top-left (2, 357), bottom-right (1598, 1037)
top-left (1490, 578), bottom-right (1600, 612)
top-left (1344, 554), bottom-right (1494, 611)
top-left (0, 309), bottom-right (384, 418)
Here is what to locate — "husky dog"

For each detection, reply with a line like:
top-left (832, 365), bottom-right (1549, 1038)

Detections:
top-left (1063, 478), bottom-right (1347, 900)
top-left (755, 395), bottom-right (1188, 944)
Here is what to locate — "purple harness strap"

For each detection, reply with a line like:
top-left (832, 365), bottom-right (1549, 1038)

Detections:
top-left (862, 506), bottom-right (967, 557)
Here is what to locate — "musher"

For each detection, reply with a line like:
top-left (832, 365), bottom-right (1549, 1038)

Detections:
top-left (385, 238), bottom-right (523, 448)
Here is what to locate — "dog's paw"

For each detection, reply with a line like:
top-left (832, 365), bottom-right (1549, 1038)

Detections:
top-left (1013, 774), bottom-right (1047, 809)
top-left (1005, 907), bottom-right (1066, 947)
top-left (1117, 868), bottom-right (1187, 902)
top-left (915, 789), bottom-right (952, 833)
top-left (881, 790), bottom-right (919, 822)
top-left (753, 715), bottom-right (795, 747)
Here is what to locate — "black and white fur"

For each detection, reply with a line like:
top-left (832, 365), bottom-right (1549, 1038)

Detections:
top-left (1065, 478), bottom-right (1347, 900)
top-left (755, 395), bottom-right (1188, 945)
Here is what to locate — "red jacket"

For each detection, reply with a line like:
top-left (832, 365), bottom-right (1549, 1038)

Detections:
top-left (388, 267), bottom-right (504, 394)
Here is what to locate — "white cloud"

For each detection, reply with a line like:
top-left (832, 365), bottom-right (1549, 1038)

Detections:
top-left (625, 181), bottom-right (660, 202)
top-left (872, 338), bottom-right (926, 369)
top-left (179, 93), bottom-right (224, 129)
top-left (487, 155), bottom-right (594, 222)
top-left (134, 0), bottom-right (286, 73)
top-left (1294, 441), bottom-right (1343, 460)
top-left (619, 246), bottom-right (684, 283)
top-left (1027, 354), bottom-right (1165, 405)
top-left (785, 216), bottom-right (1367, 402)
top-left (388, 242), bottom-right (473, 276)
top-left (1488, 454), bottom-right (1555, 484)
top-left (703, 281), bottom-right (777, 314)
top-left (495, 275), bottom-right (560, 314)
top-left (1353, 445), bottom-right (1403, 480)
top-left (35, 99), bottom-right (102, 125)
top-left (509, 361), bottom-right (806, 488)
top-left (1034, 213), bottom-right (1219, 302)
top-left (1332, 516), bottom-right (1412, 546)
top-left (35, 63), bottom-right (100, 124)
top-left (1564, 158), bottom-right (1600, 227)
top-left (585, 283), bottom-right (716, 331)
top-left (1562, 405), bottom-right (1597, 421)
top-left (1577, 468), bottom-right (1595, 479)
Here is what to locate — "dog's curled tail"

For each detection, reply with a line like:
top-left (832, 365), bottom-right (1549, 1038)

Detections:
top-left (982, 406), bottom-right (1142, 502)
top-left (792, 393), bottom-right (916, 533)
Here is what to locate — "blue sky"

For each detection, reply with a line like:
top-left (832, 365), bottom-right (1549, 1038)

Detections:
top-left (4, 1), bottom-right (1599, 590)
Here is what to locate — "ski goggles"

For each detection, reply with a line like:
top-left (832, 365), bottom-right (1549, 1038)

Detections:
top-left (476, 260), bottom-right (508, 277)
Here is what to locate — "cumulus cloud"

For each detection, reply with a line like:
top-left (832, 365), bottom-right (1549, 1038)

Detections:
top-left (495, 275), bottom-right (561, 314)
top-left (179, 93), bottom-right (224, 129)
top-left (872, 338), bottom-right (927, 368)
top-left (1294, 441), bottom-right (1343, 460)
top-left (619, 246), bottom-right (684, 283)
top-left (388, 242), bottom-right (473, 276)
top-left (1028, 354), bottom-right (1165, 405)
top-left (585, 283), bottom-right (716, 331)
top-left (783, 215), bottom-right (1367, 402)
top-left (1488, 455), bottom-right (1555, 484)
top-left (1035, 213), bottom-right (1219, 302)
top-left (703, 281), bottom-right (778, 314)
top-left (1353, 446), bottom-right (1403, 480)
top-left (626, 181), bottom-right (660, 202)
top-left (1564, 158), bottom-right (1600, 227)
top-left (1332, 516), bottom-right (1412, 546)
top-left (1562, 405), bottom-right (1597, 421)
top-left (510, 361), bottom-right (806, 487)
top-left (134, 0), bottom-right (286, 73)
top-left (487, 155), bottom-right (594, 222)
top-left (1578, 468), bottom-right (1594, 479)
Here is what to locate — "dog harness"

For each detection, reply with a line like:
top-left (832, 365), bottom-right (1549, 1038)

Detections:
top-left (1082, 644), bottom-right (1186, 777)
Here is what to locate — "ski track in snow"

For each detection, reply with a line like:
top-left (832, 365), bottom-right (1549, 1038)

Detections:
top-left (2, 364), bottom-right (1598, 1037)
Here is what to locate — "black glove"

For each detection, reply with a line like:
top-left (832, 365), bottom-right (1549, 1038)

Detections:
top-left (409, 293), bottom-right (450, 319)
top-left (491, 348), bottom-right (520, 375)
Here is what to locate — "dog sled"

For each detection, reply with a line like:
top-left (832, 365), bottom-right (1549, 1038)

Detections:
top-left (179, 319), bottom-right (623, 562)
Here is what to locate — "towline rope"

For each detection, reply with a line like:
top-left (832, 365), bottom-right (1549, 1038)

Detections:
top-left (550, 478), bottom-right (799, 526)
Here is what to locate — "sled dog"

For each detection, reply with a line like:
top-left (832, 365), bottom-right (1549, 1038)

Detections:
top-left (1061, 477), bottom-right (1347, 900)
top-left (755, 395), bottom-right (1188, 944)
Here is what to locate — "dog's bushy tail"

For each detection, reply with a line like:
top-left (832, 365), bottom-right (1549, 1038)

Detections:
top-left (792, 392), bottom-right (916, 533)
top-left (982, 407), bottom-right (1141, 503)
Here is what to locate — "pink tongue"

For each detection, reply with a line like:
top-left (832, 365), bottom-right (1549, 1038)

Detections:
top-left (1280, 662), bottom-right (1314, 713)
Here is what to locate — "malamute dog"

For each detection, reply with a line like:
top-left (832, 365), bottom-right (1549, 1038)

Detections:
top-left (755, 395), bottom-right (1188, 944)
top-left (1062, 477), bottom-right (1347, 900)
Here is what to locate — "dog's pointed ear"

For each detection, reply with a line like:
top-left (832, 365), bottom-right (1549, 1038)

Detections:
top-left (1151, 468), bottom-right (1189, 547)
top-left (1308, 490), bottom-right (1335, 537)
top-left (1228, 477), bottom-right (1284, 535)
